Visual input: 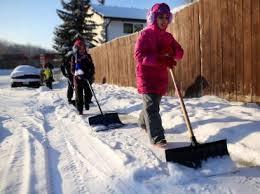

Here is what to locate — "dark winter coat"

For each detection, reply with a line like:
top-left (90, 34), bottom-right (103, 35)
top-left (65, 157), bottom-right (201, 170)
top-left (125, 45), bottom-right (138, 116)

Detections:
top-left (71, 51), bottom-right (95, 114)
top-left (71, 52), bottom-right (95, 85)
top-left (61, 59), bottom-right (73, 80)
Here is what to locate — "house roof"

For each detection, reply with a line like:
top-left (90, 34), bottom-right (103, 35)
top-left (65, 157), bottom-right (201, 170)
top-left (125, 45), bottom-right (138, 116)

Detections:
top-left (91, 4), bottom-right (147, 20)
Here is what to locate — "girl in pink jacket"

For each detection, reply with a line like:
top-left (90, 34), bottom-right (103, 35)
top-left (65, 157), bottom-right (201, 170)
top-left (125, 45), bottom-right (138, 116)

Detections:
top-left (134, 3), bottom-right (184, 147)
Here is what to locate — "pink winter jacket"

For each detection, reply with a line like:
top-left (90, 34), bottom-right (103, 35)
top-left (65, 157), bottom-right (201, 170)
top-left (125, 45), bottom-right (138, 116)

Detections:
top-left (134, 24), bottom-right (183, 95)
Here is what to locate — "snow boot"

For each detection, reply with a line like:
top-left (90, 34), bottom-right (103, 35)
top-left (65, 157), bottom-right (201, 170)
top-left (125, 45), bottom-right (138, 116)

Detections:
top-left (154, 138), bottom-right (167, 148)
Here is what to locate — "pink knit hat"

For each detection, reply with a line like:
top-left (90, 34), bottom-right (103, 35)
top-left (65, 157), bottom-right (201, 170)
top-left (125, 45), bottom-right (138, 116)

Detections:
top-left (74, 39), bottom-right (85, 48)
top-left (147, 3), bottom-right (173, 25)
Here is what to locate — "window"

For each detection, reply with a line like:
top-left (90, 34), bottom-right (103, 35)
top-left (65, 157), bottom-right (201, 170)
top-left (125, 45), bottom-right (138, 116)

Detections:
top-left (123, 23), bottom-right (144, 34)
top-left (133, 24), bottom-right (143, 32)
top-left (123, 23), bottom-right (133, 33)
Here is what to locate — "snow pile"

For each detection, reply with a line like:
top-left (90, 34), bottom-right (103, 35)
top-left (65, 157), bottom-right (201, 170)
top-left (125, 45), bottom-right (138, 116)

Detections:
top-left (1, 70), bottom-right (260, 194)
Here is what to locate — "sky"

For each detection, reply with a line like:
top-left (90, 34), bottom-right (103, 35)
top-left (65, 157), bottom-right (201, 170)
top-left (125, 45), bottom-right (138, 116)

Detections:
top-left (0, 0), bottom-right (188, 50)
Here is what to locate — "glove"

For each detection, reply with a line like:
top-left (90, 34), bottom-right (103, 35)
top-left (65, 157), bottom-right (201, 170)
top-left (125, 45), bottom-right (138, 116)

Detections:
top-left (158, 55), bottom-right (177, 68)
top-left (75, 63), bottom-right (84, 76)
top-left (160, 46), bottom-right (175, 57)
top-left (168, 59), bottom-right (177, 69)
top-left (78, 75), bottom-right (84, 80)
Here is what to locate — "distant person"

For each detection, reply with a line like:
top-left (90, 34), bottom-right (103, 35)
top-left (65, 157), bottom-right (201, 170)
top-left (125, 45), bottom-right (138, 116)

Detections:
top-left (46, 62), bottom-right (54, 70)
top-left (41, 63), bottom-right (54, 89)
top-left (134, 3), bottom-right (184, 147)
top-left (61, 51), bottom-right (74, 104)
top-left (71, 38), bottom-right (95, 115)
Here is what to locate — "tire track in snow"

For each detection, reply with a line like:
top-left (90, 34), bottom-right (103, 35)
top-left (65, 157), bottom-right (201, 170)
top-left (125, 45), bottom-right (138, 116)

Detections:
top-left (19, 116), bottom-right (56, 194)
top-left (23, 90), bottom-right (74, 194)
top-left (53, 103), bottom-right (139, 194)
top-left (238, 177), bottom-right (260, 192)
top-left (37, 91), bottom-right (96, 193)
top-left (37, 85), bottom-right (260, 193)
top-left (35, 91), bottom-right (119, 193)
top-left (230, 168), bottom-right (260, 192)
top-left (28, 104), bottom-right (66, 194)
top-left (48, 90), bottom-right (140, 193)
top-left (51, 93), bottom-right (167, 191)
top-left (44, 106), bottom-right (92, 194)
top-left (7, 111), bottom-right (54, 194)
top-left (0, 117), bottom-right (31, 194)
top-left (0, 90), bottom-right (48, 193)
top-left (60, 110), bottom-right (167, 186)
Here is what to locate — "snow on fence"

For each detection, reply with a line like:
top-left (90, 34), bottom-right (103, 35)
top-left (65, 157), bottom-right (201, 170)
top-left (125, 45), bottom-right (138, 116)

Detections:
top-left (90, 0), bottom-right (260, 103)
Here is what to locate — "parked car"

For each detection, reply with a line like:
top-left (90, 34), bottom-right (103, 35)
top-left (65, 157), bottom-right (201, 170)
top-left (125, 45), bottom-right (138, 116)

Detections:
top-left (10, 65), bottom-right (42, 88)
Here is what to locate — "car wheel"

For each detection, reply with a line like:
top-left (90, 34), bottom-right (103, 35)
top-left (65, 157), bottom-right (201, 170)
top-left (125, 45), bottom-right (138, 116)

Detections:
top-left (11, 82), bottom-right (18, 87)
top-left (11, 82), bottom-right (24, 88)
top-left (29, 82), bottom-right (41, 88)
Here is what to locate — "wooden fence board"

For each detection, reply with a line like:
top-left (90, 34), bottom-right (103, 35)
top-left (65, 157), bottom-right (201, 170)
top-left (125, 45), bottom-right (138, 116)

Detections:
top-left (235, 0), bottom-right (245, 101)
top-left (193, 3), bottom-right (201, 87)
top-left (185, 4), bottom-right (201, 98)
top-left (119, 38), bottom-right (127, 86)
top-left (171, 10), bottom-right (183, 95)
top-left (228, 0), bottom-right (237, 101)
top-left (210, 0), bottom-right (220, 97)
top-left (251, 0), bottom-right (260, 102)
top-left (215, 0), bottom-right (223, 98)
top-left (243, 0), bottom-right (252, 102)
top-left (180, 6), bottom-right (189, 93)
top-left (200, 0), bottom-right (212, 95)
top-left (168, 11), bottom-right (182, 96)
top-left (221, 0), bottom-right (232, 100)
top-left (104, 43), bottom-right (110, 84)
top-left (234, 0), bottom-right (244, 101)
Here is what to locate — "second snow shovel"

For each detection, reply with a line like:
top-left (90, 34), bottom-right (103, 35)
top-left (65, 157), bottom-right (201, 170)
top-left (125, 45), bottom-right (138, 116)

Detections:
top-left (84, 79), bottom-right (123, 128)
top-left (165, 68), bottom-right (229, 168)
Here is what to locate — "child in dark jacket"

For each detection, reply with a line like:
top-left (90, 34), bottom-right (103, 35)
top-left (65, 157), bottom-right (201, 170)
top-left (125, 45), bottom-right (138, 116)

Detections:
top-left (71, 39), bottom-right (95, 115)
top-left (134, 3), bottom-right (184, 147)
top-left (61, 51), bottom-right (74, 104)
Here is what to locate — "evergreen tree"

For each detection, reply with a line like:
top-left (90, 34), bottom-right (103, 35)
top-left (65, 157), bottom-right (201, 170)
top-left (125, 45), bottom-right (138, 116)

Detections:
top-left (53, 0), bottom-right (104, 59)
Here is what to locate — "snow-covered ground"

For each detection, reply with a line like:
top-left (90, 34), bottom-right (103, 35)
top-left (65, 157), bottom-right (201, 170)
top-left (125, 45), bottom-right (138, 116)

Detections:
top-left (0, 70), bottom-right (260, 194)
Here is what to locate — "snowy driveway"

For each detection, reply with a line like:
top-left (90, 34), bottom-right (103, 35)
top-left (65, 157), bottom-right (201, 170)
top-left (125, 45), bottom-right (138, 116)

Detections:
top-left (1, 73), bottom-right (260, 194)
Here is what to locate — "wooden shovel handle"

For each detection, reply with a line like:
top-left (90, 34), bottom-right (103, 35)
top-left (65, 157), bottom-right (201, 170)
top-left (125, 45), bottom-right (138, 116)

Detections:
top-left (169, 68), bottom-right (195, 139)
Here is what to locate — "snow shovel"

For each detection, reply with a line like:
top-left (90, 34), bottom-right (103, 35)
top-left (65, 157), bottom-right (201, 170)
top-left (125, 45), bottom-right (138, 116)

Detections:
top-left (83, 79), bottom-right (123, 128)
top-left (165, 68), bottom-right (229, 168)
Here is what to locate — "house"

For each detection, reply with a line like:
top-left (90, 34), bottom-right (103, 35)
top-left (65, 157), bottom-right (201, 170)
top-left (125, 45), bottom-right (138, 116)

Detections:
top-left (88, 5), bottom-right (147, 46)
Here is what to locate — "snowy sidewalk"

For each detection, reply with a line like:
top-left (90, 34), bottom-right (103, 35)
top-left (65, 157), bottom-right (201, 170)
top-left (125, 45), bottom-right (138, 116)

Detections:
top-left (1, 73), bottom-right (260, 194)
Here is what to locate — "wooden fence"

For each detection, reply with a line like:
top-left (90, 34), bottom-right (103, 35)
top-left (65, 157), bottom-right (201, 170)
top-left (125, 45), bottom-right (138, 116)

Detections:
top-left (90, 0), bottom-right (260, 103)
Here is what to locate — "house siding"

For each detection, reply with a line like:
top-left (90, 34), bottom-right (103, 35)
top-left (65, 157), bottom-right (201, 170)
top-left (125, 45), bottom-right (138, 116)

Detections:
top-left (88, 6), bottom-right (146, 46)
